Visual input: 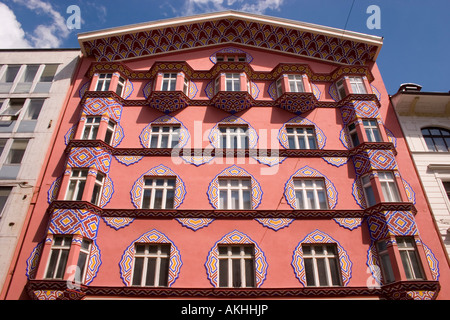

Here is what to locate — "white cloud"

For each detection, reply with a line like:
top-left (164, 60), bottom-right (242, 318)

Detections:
top-left (0, 2), bottom-right (31, 48)
top-left (183, 0), bottom-right (284, 15)
top-left (12, 0), bottom-right (70, 48)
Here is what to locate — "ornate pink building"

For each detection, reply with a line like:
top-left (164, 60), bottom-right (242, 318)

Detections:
top-left (1, 11), bottom-right (448, 300)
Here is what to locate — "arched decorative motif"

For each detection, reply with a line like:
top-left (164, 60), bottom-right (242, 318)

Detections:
top-left (103, 217), bottom-right (134, 230)
top-left (333, 218), bottom-right (363, 230)
top-left (284, 166), bottom-right (338, 210)
top-left (130, 164), bottom-right (186, 209)
top-left (255, 218), bottom-right (294, 231)
top-left (139, 115), bottom-right (190, 149)
top-left (292, 229), bottom-right (353, 286)
top-left (119, 229), bottom-right (182, 287)
top-left (205, 230), bottom-right (268, 288)
top-left (114, 156), bottom-right (144, 166)
top-left (207, 165), bottom-right (263, 209)
top-left (278, 116), bottom-right (327, 149)
top-left (208, 115), bottom-right (258, 149)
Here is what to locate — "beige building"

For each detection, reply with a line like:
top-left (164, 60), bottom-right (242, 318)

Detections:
top-left (0, 49), bottom-right (80, 291)
top-left (391, 83), bottom-right (450, 260)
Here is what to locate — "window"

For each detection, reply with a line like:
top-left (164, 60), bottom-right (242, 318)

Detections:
top-left (218, 126), bottom-right (248, 149)
top-left (347, 122), bottom-right (360, 147)
top-left (363, 119), bottom-right (382, 142)
top-left (302, 244), bottom-right (341, 287)
top-left (82, 116), bottom-right (101, 140)
top-left (0, 187), bottom-right (12, 217)
top-left (5, 139), bottom-right (28, 164)
top-left (14, 65), bottom-right (39, 93)
top-left (95, 73), bottom-right (112, 91)
top-left (336, 78), bottom-right (346, 100)
top-left (276, 78), bottom-right (283, 98)
top-left (149, 126), bottom-right (180, 148)
top-left (422, 127), bottom-right (450, 152)
top-left (376, 240), bottom-right (395, 284)
top-left (45, 235), bottom-right (72, 279)
top-left (218, 178), bottom-right (252, 210)
top-left (1, 65), bottom-right (20, 83)
top-left (142, 178), bottom-right (176, 209)
top-left (115, 76), bottom-right (126, 97)
top-left (348, 76), bottom-right (367, 94)
top-left (161, 73), bottom-right (177, 91)
top-left (397, 237), bottom-right (424, 280)
top-left (288, 74), bottom-right (305, 92)
top-left (378, 172), bottom-right (401, 202)
top-left (24, 99), bottom-right (44, 120)
top-left (0, 98), bottom-right (25, 120)
top-left (218, 244), bottom-right (255, 288)
top-left (183, 77), bottom-right (189, 96)
top-left (66, 169), bottom-right (88, 201)
top-left (286, 126), bottom-right (317, 149)
top-left (225, 73), bottom-right (241, 91)
top-left (104, 120), bottom-right (116, 145)
top-left (0, 139), bottom-right (6, 157)
top-left (361, 174), bottom-right (376, 207)
top-left (90, 172), bottom-right (105, 206)
top-left (443, 181), bottom-right (450, 201)
top-left (132, 243), bottom-right (170, 287)
top-left (293, 179), bottom-right (328, 210)
top-left (39, 64), bottom-right (58, 82)
top-left (76, 239), bottom-right (91, 283)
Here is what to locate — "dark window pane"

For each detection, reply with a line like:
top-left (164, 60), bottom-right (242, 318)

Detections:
top-left (329, 258), bottom-right (341, 286)
top-left (245, 259), bottom-right (255, 287)
top-left (159, 257), bottom-right (169, 286)
top-left (232, 259), bottom-right (241, 287)
top-left (304, 258), bottom-right (315, 286)
top-left (219, 259), bottom-right (228, 287)
top-left (45, 250), bottom-right (60, 278)
top-left (55, 249), bottom-right (69, 279)
top-left (145, 257), bottom-right (156, 286)
top-left (132, 257), bottom-right (144, 285)
top-left (316, 258), bottom-right (328, 286)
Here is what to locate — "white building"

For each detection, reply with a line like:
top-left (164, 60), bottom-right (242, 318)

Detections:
top-left (0, 49), bottom-right (80, 291)
top-left (391, 84), bottom-right (450, 261)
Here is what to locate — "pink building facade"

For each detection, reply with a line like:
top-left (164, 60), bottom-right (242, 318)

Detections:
top-left (1, 11), bottom-right (448, 300)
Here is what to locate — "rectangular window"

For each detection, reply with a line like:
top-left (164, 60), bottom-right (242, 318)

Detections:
top-left (376, 240), bottom-right (395, 284)
top-left (90, 172), bottom-right (105, 206)
top-left (132, 243), bottom-right (170, 287)
top-left (0, 139), bottom-right (7, 157)
top-left (161, 73), bottom-right (177, 91)
top-left (378, 172), bottom-right (401, 202)
top-left (443, 181), bottom-right (450, 201)
top-left (45, 235), bottom-right (72, 279)
top-left (218, 126), bottom-right (248, 149)
top-left (142, 178), bottom-right (176, 209)
top-left (225, 73), bottom-right (241, 91)
top-left (286, 126), bottom-right (317, 149)
top-left (76, 239), bottom-right (91, 283)
top-left (14, 65), bottom-right (39, 93)
top-left (218, 178), bottom-right (252, 210)
top-left (336, 78), bottom-right (346, 100)
top-left (349, 76), bottom-right (367, 94)
top-left (294, 179), bottom-right (328, 210)
top-left (0, 187), bottom-right (12, 217)
top-left (115, 76), bottom-right (126, 97)
top-left (6, 139), bottom-right (28, 164)
top-left (348, 122), bottom-right (360, 147)
top-left (302, 244), bottom-right (341, 287)
top-left (104, 120), bottom-right (116, 145)
top-left (183, 77), bottom-right (189, 96)
top-left (0, 98), bottom-right (25, 120)
top-left (35, 64), bottom-right (58, 92)
top-left (363, 119), bottom-right (382, 142)
top-left (82, 116), bottom-right (101, 140)
top-left (218, 245), bottom-right (255, 288)
top-left (1, 65), bottom-right (20, 83)
top-left (397, 237), bottom-right (424, 280)
top-left (66, 169), bottom-right (88, 201)
top-left (149, 126), bottom-right (180, 148)
top-left (95, 73), bottom-right (112, 91)
top-left (288, 74), bottom-right (305, 92)
top-left (276, 78), bottom-right (283, 98)
top-left (361, 174), bottom-right (376, 207)
top-left (23, 99), bottom-right (45, 120)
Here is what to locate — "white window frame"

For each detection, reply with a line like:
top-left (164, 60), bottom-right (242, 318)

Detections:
top-left (82, 116), bottom-right (101, 140)
top-left (361, 174), bottom-right (376, 207)
top-left (104, 120), bottom-right (116, 145)
top-left (363, 119), bottom-right (382, 142)
top-left (131, 243), bottom-right (171, 287)
top-left (293, 179), bottom-right (328, 210)
top-left (65, 169), bottom-right (88, 201)
top-left (302, 244), bottom-right (342, 287)
top-left (336, 78), bottom-right (346, 100)
top-left (149, 125), bottom-right (180, 148)
top-left (161, 73), bottom-right (177, 91)
top-left (286, 126), bottom-right (317, 149)
top-left (5, 138), bottom-right (28, 164)
top-left (218, 178), bottom-right (252, 210)
top-left (225, 73), bottom-right (241, 91)
top-left (378, 171), bottom-right (401, 202)
top-left (76, 239), bottom-right (92, 284)
top-left (287, 74), bottom-right (305, 92)
top-left (397, 237), bottom-right (424, 280)
top-left (347, 122), bottom-right (360, 147)
top-left (45, 235), bottom-right (72, 279)
top-left (115, 76), bottom-right (126, 97)
top-left (376, 239), bottom-right (395, 284)
top-left (95, 73), bottom-right (112, 91)
top-left (276, 78), bottom-right (283, 98)
top-left (348, 76), bottom-right (367, 94)
top-left (90, 172), bottom-right (105, 206)
top-left (218, 126), bottom-right (249, 149)
top-left (183, 77), bottom-right (189, 96)
top-left (141, 177), bottom-right (176, 209)
top-left (218, 244), bottom-right (255, 288)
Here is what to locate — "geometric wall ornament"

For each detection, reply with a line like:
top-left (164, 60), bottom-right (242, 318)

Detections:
top-left (311, 83), bottom-right (321, 100)
top-left (122, 79), bottom-right (134, 99)
top-left (99, 175), bottom-right (114, 208)
top-left (292, 229), bottom-right (353, 286)
top-left (351, 149), bottom-right (397, 176)
top-left (418, 240), bottom-right (440, 281)
top-left (208, 115), bottom-right (258, 149)
top-left (340, 100), bottom-right (379, 126)
top-left (67, 147), bottom-right (112, 174)
top-left (366, 242), bottom-right (383, 286)
top-left (102, 217), bottom-right (135, 230)
top-left (47, 176), bottom-right (62, 204)
top-left (142, 80), bottom-right (153, 99)
top-left (119, 229), bottom-right (182, 287)
top-left (339, 128), bottom-right (351, 150)
top-left (84, 240), bottom-right (101, 285)
top-left (322, 157), bottom-right (349, 167)
top-left (205, 230), bottom-right (268, 288)
top-left (333, 218), bottom-right (363, 230)
top-left (26, 242), bottom-right (43, 280)
top-left (385, 127), bottom-right (397, 148)
top-left (278, 116), bottom-right (327, 150)
top-left (176, 218), bottom-right (214, 231)
top-left (130, 164), bottom-right (186, 209)
top-left (139, 115), bottom-right (190, 149)
top-left (366, 211), bottom-right (418, 242)
top-left (82, 97), bottom-right (123, 123)
top-left (207, 165), bottom-right (263, 210)
top-left (114, 155), bottom-right (144, 166)
top-left (255, 218), bottom-right (294, 231)
top-left (370, 84), bottom-right (381, 101)
top-left (48, 209), bottom-right (100, 240)
top-left (284, 165), bottom-right (338, 210)
top-left (64, 125), bottom-right (76, 145)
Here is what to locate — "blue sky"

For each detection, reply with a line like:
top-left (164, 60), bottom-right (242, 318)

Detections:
top-left (0, 0), bottom-right (449, 94)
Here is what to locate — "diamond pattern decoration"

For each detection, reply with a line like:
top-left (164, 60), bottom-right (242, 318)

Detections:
top-left (49, 209), bottom-right (100, 240)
